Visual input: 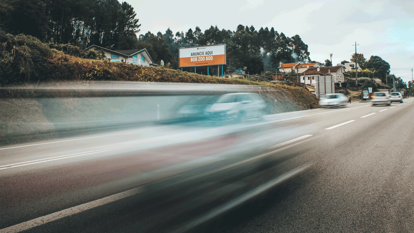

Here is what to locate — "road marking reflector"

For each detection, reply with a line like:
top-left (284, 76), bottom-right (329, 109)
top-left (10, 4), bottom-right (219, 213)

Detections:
top-left (325, 120), bottom-right (355, 130)
top-left (361, 113), bottom-right (376, 118)
top-left (0, 187), bottom-right (143, 233)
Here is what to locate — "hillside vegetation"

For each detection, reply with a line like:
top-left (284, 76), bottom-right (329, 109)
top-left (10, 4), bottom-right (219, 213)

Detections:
top-left (0, 30), bottom-right (318, 110)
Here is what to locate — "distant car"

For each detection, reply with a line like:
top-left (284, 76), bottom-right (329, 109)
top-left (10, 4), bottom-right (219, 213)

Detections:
top-left (389, 92), bottom-right (403, 103)
top-left (205, 93), bottom-right (266, 122)
top-left (319, 93), bottom-right (348, 108)
top-left (371, 92), bottom-right (391, 106)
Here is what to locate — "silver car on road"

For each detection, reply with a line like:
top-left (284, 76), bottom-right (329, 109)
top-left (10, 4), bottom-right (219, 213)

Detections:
top-left (371, 92), bottom-right (391, 106)
top-left (389, 92), bottom-right (403, 103)
top-left (319, 93), bottom-right (348, 108)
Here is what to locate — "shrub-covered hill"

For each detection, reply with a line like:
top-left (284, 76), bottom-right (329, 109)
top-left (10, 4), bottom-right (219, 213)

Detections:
top-left (0, 30), bottom-right (319, 110)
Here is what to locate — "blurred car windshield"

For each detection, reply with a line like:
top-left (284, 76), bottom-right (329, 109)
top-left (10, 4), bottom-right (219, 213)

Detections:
top-left (217, 95), bottom-right (240, 103)
top-left (375, 93), bottom-right (386, 97)
top-left (325, 94), bottom-right (338, 99)
top-left (391, 93), bottom-right (400, 96)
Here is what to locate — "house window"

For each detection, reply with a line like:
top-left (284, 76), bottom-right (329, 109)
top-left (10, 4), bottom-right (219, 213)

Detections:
top-left (303, 77), bottom-right (305, 80)
top-left (312, 77), bottom-right (314, 80)
top-left (111, 54), bottom-right (119, 62)
top-left (308, 77), bottom-right (310, 80)
top-left (141, 54), bottom-right (146, 65)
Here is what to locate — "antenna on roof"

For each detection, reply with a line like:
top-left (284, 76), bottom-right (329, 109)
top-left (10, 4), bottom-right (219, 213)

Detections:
top-left (329, 53), bottom-right (333, 66)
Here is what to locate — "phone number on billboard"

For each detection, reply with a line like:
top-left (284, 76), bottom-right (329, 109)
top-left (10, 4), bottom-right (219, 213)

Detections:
top-left (191, 56), bottom-right (213, 62)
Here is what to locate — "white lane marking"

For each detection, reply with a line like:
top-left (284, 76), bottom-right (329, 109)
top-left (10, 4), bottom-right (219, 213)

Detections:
top-left (379, 109), bottom-right (388, 112)
top-left (390, 107), bottom-right (395, 109)
top-left (0, 146), bottom-right (126, 171)
top-left (361, 113), bottom-right (376, 118)
top-left (173, 163), bottom-right (312, 233)
top-left (0, 187), bottom-right (143, 233)
top-left (0, 132), bottom-right (130, 151)
top-left (269, 104), bottom-right (369, 123)
top-left (325, 120), bottom-right (355, 130)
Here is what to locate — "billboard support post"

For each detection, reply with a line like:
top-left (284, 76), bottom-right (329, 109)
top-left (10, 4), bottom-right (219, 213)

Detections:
top-left (218, 65), bottom-right (219, 77)
top-left (207, 66), bottom-right (209, 75)
top-left (181, 68), bottom-right (183, 72)
top-left (221, 65), bottom-right (223, 77)
top-left (195, 67), bottom-right (196, 73)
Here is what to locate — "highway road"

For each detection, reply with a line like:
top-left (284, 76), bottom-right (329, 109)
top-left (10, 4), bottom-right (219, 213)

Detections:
top-left (1, 98), bottom-right (413, 233)
top-left (195, 98), bottom-right (414, 233)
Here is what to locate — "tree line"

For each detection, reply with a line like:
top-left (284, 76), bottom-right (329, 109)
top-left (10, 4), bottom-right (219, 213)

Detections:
top-left (0, 0), bottom-right (141, 49)
top-left (341, 53), bottom-right (409, 88)
top-left (0, 0), bottom-right (311, 75)
top-left (138, 25), bottom-right (311, 75)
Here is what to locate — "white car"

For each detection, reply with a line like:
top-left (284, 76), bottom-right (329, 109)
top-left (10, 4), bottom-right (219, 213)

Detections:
top-left (371, 92), bottom-right (391, 106)
top-left (389, 92), bottom-right (403, 103)
top-left (319, 93), bottom-right (348, 108)
top-left (205, 93), bottom-right (266, 122)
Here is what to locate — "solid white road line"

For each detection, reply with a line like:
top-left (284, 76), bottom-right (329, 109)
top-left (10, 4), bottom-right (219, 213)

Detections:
top-left (379, 109), bottom-right (388, 112)
top-left (0, 131), bottom-right (130, 151)
top-left (0, 187), bottom-right (143, 233)
top-left (390, 107), bottom-right (395, 109)
top-left (361, 113), bottom-right (376, 118)
top-left (325, 120), bottom-right (355, 130)
top-left (0, 145), bottom-right (127, 171)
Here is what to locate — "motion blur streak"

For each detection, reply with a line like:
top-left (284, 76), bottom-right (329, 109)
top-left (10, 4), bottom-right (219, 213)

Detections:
top-left (0, 82), bottom-right (315, 232)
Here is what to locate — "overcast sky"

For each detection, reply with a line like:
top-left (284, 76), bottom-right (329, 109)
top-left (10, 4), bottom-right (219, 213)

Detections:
top-left (130, 0), bottom-right (414, 83)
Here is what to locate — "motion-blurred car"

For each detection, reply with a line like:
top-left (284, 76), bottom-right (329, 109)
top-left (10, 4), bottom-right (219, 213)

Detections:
top-left (319, 93), bottom-right (347, 108)
top-left (177, 95), bottom-right (219, 120)
top-left (389, 92), bottom-right (403, 103)
top-left (205, 93), bottom-right (266, 122)
top-left (371, 92), bottom-right (391, 106)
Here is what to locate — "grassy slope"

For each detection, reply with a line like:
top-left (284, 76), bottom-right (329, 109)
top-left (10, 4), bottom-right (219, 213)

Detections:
top-left (44, 51), bottom-right (319, 110)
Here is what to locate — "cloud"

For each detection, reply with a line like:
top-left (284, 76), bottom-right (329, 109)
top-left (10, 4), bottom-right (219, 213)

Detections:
top-left (239, 0), bottom-right (264, 12)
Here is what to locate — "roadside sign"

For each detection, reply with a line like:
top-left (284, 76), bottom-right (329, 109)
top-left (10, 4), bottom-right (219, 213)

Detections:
top-left (363, 90), bottom-right (369, 99)
top-left (179, 45), bottom-right (226, 68)
top-left (368, 87), bottom-right (372, 93)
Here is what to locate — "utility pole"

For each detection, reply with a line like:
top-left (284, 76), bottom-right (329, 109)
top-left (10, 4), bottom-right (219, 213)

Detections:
top-left (353, 42), bottom-right (359, 87)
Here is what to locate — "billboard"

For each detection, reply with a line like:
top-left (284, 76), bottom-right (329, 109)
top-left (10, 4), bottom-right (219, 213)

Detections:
top-left (179, 45), bottom-right (226, 68)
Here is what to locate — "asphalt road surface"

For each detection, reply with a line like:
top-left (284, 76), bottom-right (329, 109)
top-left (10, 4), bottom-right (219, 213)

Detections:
top-left (1, 98), bottom-right (413, 233)
top-left (195, 98), bottom-right (414, 233)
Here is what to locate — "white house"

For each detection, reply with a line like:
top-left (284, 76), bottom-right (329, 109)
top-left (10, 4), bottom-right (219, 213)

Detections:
top-left (343, 62), bottom-right (361, 72)
top-left (278, 62), bottom-right (321, 74)
top-left (85, 45), bottom-right (154, 66)
top-left (301, 66), bottom-right (345, 84)
top-left (296, 62), bottom-right (320, 73)
top-left (299, 67), bottom-right (335, 98)
top-left (278, 62), bottom-right (300, 73)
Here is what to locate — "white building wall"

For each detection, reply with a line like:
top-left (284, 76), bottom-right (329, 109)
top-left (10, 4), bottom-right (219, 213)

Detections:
top-left (314, 75), bottom-right (335, 98)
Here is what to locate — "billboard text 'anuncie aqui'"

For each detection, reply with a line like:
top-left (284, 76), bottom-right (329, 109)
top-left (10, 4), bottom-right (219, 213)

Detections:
top-left (179, 45), bottom-right (226, 68)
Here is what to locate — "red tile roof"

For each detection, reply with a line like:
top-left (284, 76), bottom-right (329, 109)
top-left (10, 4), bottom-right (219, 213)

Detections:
top-left (301, 70), bottom-right (333, 76)
top-left (279, 62), bottom-right (300, 68)
top-left (297, 63), bottom-right (319, 68)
